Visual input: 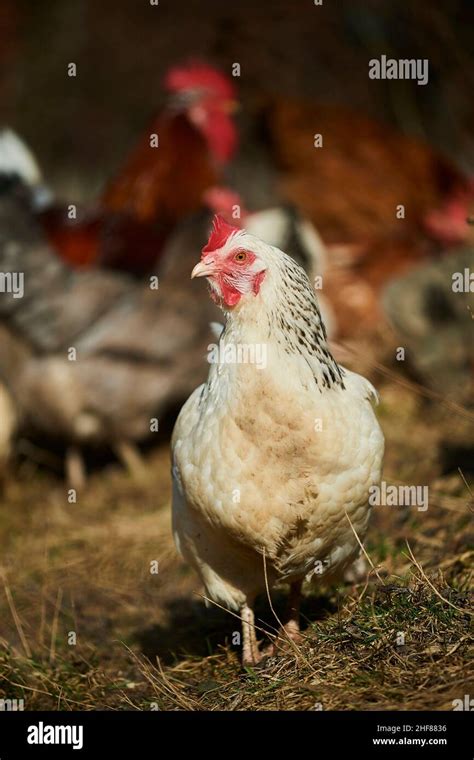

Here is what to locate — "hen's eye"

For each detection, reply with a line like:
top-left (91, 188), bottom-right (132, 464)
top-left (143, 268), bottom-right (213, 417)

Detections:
top-left (234, 251), bottom-right (247, 263)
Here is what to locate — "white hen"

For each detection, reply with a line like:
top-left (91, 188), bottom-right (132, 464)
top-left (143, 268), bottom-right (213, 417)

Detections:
top-left (171, 215), bottom-right (384, 664)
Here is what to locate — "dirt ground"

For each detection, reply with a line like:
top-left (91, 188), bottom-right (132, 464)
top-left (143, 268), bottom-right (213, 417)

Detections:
top-left (0, 345), bottom-right (472, 711)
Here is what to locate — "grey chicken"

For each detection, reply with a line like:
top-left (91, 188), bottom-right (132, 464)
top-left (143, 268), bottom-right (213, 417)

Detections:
top-left (0, 178), bottom-right (219, 485)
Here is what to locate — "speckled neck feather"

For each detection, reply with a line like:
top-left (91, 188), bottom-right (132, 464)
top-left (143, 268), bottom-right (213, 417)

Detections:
top-left (270, 254), bottom-right (345, 390)
top-left (218, 245), bottom-right (346, 393)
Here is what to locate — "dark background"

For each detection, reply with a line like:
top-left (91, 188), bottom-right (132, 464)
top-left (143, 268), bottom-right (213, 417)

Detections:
top-left (1, 0), bottom-right (474, 198)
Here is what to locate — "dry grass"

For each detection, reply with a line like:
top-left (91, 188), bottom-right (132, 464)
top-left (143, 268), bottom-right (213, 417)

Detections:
top-left (0, 368), bottom-right (472, 711)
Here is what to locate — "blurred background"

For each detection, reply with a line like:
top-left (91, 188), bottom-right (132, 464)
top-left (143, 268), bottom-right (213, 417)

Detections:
top-left (2, 0), bottom-right (474, 196)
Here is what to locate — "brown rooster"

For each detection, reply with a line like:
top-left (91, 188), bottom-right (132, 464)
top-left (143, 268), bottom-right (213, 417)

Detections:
top-left (38, 62), bottom-right (238, 273)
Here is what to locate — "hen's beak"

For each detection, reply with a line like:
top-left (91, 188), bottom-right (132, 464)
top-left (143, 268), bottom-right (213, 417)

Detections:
top-left (191, 260), bottom-right (216, 279)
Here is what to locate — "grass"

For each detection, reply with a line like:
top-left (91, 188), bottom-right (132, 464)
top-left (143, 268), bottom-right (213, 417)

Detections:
top-left (0, 364), bottom-right (472, 711)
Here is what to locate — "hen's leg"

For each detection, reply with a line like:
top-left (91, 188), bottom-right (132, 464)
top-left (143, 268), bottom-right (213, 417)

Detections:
top-left (262, 581), bottom-right (303, 657)
top-left (66, 446), bottom-right (86, 491)
top-left (263, 580), bottom-right (303, 656)
top-left (114, 440), bottom-right (147, 480)
top-left (281, 580), bottom-right (302, 642)
top-left (241, 602), bottom-right (262, 666)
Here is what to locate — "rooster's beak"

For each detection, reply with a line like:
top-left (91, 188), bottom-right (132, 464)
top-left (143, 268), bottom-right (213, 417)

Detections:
top-left (191, 260), bottom-right (216, 279)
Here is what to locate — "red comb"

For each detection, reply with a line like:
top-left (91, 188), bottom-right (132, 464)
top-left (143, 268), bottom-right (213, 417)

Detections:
top-left (203, 215), bottom-right (240, 253)
top-left (203, 187), bottom-right (248, 222)
top-left (164, 62), bottom-right (236, 100)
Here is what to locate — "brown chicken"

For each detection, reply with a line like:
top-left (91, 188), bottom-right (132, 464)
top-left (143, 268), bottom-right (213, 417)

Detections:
top-left (38, 62), bottom-right (238, 273)
top-left (265, 101), bottom-right (474, 335)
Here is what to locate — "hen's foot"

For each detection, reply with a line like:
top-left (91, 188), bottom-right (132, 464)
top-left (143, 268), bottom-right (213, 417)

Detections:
top-left (262, 580), bottom-right (303, 656)
top-left (262, 619), bottom-right (302, 657)
top-left (242, 648), bottom-right (266, 667)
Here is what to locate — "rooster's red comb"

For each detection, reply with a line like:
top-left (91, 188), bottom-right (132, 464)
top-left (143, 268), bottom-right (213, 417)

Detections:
top-left (164, 62), bottom-right (236, 100)
top-left (203, 215), bottom-right (240, 253)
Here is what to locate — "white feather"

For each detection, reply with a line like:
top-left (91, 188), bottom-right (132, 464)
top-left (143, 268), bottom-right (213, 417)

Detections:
top-left (209, 322), bottom-right (224, 339)
top-left (0, 129), bottom-right (43, 185)
top-left (0, 129), bottom-right (53, 209)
